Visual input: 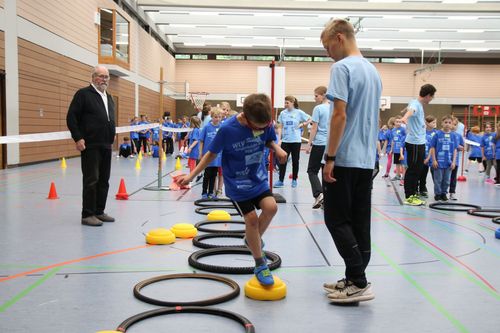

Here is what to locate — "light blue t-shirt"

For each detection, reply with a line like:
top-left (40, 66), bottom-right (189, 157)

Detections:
top-left (209, 116), bottom-right (277, 201)
top-left (311, 103), bottom-right (330, 146)
top-left (278, 108), bottom-right (310, 143)
top-left (199, 122), bottom-right (221, 167)
top-left (405, 99), bottom-right (426, 145)
top-left (327, 56), bottom-right (382, 169)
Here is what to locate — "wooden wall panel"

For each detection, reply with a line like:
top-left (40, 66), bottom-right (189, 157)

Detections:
top-left (17, 38), bottom-right (91, 164)
top-left (108, 77), bottom-right (135, 147)
top-left (137, 28), bottom-right (176, 83)
top-left (175, 60), bottom-right (500, 99)
top-left (139, 86), bottom-right (161, 121)
top-left (163, 96), bottom-right (176, 121)
top-left (0, 31), bottom-right (4, 71)
top-left (17, 0), bottom-right (98, 53)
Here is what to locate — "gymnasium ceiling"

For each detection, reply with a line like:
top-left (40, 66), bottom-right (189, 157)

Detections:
top-left (136, 0), bottom-right (500, 58)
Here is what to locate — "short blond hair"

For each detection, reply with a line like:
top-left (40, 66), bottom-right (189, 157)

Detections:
top-left (321, 18), bottom-right (355, 43)
top-left (210, 106), bottom-right (224, 118)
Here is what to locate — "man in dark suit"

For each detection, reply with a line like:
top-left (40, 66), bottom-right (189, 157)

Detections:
top-left (67, 65), bottom-right (116, 226)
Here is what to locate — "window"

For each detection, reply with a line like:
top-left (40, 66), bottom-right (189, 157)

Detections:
top-left (313, 57), bottom-right (331, 62)
top-left (192, 54), bottom-right (208, 60)
top-left (366, 58), bottom-right (380, 63)
top-left (99, 8), bottom-right (130, 68)
top-left (216, 55), bottom-right (245, 60)
top-left (284, 56), bottom-right (312, 62)
top-left (381, 58), bottom-right (410, 64)
top-left (175, 54), bottom-right (191, 60)
top-left (247, 55), bottom-right (276, 61)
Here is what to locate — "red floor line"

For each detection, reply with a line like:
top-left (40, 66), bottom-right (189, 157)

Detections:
top-left (374, 207), bottom-right (498, 293)
top-left (0, 244), bottom-right (153, 283)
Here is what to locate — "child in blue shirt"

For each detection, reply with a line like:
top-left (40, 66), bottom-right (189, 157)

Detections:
top-left (430, 115), bottom-right (457, 201)
top-left (130, 117), bottom-right (140, 155)
top-left (119, 137), bottom-right (133, 158)
top-left (390, 116), bottom-right (406, 181)
top-left (481, 122), bottom-right (496, 184)
top-left (186, 116), bottom-right (202, 173)
top-left (177, 94), bottom-right (287, 286)
top-left (198, 108), bottom-right (223, 198)
top-left (419, 115), bottom-right (437, 198)
top-left (494, 121), bottom-right (500, 185)
top-left (465, 126), bottom-right (483, 172)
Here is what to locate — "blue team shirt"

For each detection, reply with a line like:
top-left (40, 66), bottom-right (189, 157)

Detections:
top-left (152, 145), bottom-right (159, 157)
top-left (378, 129), bottom-right (387, 141)
top-left (384, 130), bottom-right (393, 153)
top-left (188, 128), bottom-right (201, 160)
top-left (200, 122), bottom-right (222, 167)
top-left (208, 116), bottom-right (277, 201)
top-left (430, 130), bottom-right (457, 168)
top-left (327, 56), bottom-right (382, 169)
top-left (278, 108), bottom-right (310, 143)
top-left (481, 133), bottom-right (495, 160)
top-left (152, 127), bottom-right (159, 142)
top-left (405, 99), bottom-right (426, 145)
top-left (452, 131), bottom-right (464, 166)
top-left (391, 127), bottom-right (406, 153)
top-left (138, 121), bottom-right (149, 138)
top-left (162, 121), bottom-right (175, 138)
top-left (130, 122), bottom-right (139, 140)
top-left (494, 135), bottom-right (500, 159)
top-left (466, 133), bottom-right (483, 158)
top-left (311, 104), bottom-right (330, 146)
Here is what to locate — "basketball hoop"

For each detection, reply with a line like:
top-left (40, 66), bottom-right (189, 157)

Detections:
top-left (189, 92), bottom-right (209, 112)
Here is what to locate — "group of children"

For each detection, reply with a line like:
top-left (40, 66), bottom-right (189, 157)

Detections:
top-left (379, 114), bottom-right (500, 202)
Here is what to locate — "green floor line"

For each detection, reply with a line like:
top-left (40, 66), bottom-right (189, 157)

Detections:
top-left (373, 243), bottom-right (468, 333)
top-left (373, 210), bottom-right (500, 301)
top-left (0, 267), bottom-right (61, 313)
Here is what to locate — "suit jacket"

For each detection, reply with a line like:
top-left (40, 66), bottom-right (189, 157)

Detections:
top-left (66, 85), bottom-right (116, 148)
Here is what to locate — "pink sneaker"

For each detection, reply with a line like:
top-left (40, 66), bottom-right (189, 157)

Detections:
top-left (485, 178), bottom-right (495, 184)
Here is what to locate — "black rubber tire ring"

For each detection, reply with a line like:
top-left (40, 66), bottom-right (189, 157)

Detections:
top-left (493, 217), bottom-right (500, 225)
top-left (188, 247), bottom-right (281, 274)
top-left (194, 198), bottom-right (235, 208)
top-left (195, 220), bottom-right (246, 234)
top-left (116, 306), bottom-right (255, 332)
top-left (429, 202), bottom-right (482, 211)
top-left (195, 206), bottom-right (241, 216)
top-left (467, 208), bottom-right (500, 218)
top-left (133, 273), bottom-right (240, 307)
top-left (192, 233), bottom-right (245, 249)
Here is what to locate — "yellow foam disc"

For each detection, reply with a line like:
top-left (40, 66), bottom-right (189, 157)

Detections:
top-left (244, 275), bottom-right (287, 301)
top-left (207, 209), bottom-right (231, 221)
top-left (145, 228), bottom-right (176, 245)
top-left (170, 223), bottom-right (198, 238)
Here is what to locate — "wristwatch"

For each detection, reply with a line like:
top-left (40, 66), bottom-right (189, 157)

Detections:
top-left (324, 154), bottom-right (336, 162)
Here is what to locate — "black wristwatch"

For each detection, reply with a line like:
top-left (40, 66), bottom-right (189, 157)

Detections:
top-left (324, 154), bottom-right (336, 162)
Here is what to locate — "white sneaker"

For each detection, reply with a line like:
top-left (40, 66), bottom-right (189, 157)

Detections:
top-left (449, 193), bottom-right (457, 200)
top-left (323, 278), bottom-right (347, 293)
top-left (327, 281), bottom-right (375, 303)
top-left (312, 193), bottom-right (324, 209)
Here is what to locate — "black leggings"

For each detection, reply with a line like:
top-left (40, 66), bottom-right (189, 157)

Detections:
top-left (202, 167), bottom-right (218, 195)
top-left (279, 142), bottom-right (301, 181)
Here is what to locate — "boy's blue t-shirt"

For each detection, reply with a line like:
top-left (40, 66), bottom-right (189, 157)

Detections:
top-left (278, 108), bottom-right (310, 143)
top-left (311, 103), bottom-right (330, 146)
top-left (327, 56), bottom-right (382, 169)
top-left (391, 127), bottom-right (406, 153)
top-left (200, 122), bottom-right (222, 167)
top-left (130, 122), bottom-right (139, 140)
top-left (208, 116), bottom-right (277, 201)
top-left (494, 134), bottom-right (500, 158)
top-left (152, 127), bottom-right (159, 142)
top-left (384, 130), bottom-right (393, 153)
top-left (481, 133), bottom-right (495, 160)
top-left (452, 131), bottom-right (464, 166)
top-left (188, 128), bottom-right (201, 160)
top-left (120, 143), bottom-right (131, 150)
top-left (466, 132), bottom-right (483, 158)
top-left (405, 99), bottom-right (426, 145)
top-left (378, 129), bottom-right (386, 141)
top-left (425, 129), bottom-right (437, 165)
top-left (138, 121), bottom-right (149, 138)
top-left (152, 145), bottom-right (159, 158)
top-left (430, 130), bottom-right (457, 169)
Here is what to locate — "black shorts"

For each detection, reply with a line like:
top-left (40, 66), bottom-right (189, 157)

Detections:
top-left (233, 190), bottom-right (274, 216)
top-left (393, 153), bottom-right (402, 165)
top-left (468, 156), bottom-right (482, 162)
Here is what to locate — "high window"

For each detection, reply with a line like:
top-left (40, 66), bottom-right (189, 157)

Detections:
top-left (99, 8), bottom-right (130, 68)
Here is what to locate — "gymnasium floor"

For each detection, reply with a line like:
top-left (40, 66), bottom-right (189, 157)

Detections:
top-left (0, 151), bottom-right (498, 333)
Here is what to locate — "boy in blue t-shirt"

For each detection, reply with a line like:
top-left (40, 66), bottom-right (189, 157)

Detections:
top-left (198, 108), bottom-right (223, 199)
top-left (481, 122), bottom-right (496, 184)
top-left (419, 115), bottom-right (437, 198)
top-left (177, 94), bottom-right (287, 286)
top-left (119, 137), bottom-right (133, 158)
top-left (430, 115), bottom-right (457, 201)
top-left (390, 116), bottom-right (406, 181)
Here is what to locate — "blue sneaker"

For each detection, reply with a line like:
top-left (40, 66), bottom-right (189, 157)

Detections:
top-left (291, 180), bottom-right (298, 188)
top-left (254, 264), bottom-right (274, 286)
top-left (273, 180), bottom-right (284, 188)
top-left (201, 194), bottom-right (208, 199)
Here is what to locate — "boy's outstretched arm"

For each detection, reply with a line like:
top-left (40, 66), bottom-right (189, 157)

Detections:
top-left (177, 152), bottom-right (217, 186)
top-left (267, 141), bottom-right (287, 164)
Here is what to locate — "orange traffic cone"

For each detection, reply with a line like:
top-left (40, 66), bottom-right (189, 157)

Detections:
top-left (47, 182), bottom-right (59, 199)
top-left (115, 178), bottom-right (129, 200)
